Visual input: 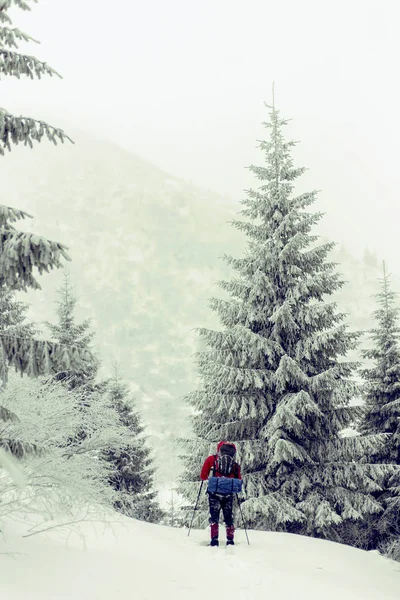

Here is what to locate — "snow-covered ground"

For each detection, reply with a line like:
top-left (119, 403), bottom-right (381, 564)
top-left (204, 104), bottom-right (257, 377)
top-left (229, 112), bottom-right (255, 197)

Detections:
top-left (1, 514), bottom-right (399, 600)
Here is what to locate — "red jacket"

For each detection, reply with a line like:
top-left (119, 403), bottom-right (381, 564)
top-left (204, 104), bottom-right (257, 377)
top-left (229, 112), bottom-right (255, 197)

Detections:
top-left (200, 441), bottom-right (241, 480)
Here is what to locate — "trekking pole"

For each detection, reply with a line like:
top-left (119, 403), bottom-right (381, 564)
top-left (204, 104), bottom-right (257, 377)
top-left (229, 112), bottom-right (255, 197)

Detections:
top-left (236, 494), bottom-right (250, 545)
top-left (188, 481), bottom-right (204, 537)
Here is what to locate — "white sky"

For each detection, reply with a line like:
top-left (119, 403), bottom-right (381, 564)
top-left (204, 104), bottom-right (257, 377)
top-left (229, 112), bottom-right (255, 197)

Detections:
top-left (4, 0), bottom-right (400, 271)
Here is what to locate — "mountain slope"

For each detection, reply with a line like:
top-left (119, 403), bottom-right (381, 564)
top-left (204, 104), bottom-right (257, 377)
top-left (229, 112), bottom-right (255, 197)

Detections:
top-left (1, 513), bottom-right (399, 599)
top-left (0, 132), bottom-right (385, 489)
top-left (1, 132), bottom-right (243, 486)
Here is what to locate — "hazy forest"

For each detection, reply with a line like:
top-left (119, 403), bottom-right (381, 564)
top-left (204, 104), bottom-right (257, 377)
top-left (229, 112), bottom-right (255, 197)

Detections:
top-left (0, 2), bottom-right (399, 599)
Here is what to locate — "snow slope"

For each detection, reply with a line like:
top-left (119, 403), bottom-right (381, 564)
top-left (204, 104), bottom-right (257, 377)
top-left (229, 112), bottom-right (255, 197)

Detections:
top-left (1, 515), bottom-right (399, 600)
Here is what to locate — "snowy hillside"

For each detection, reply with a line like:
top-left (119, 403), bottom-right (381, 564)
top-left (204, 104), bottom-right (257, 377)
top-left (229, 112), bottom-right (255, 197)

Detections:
top-left (0, 514), bottom-right (399, 600)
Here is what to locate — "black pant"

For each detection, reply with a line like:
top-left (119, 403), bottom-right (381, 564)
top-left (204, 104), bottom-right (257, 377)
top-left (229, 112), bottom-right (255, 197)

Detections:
top-left (208, 492), bottom-right (234, 527)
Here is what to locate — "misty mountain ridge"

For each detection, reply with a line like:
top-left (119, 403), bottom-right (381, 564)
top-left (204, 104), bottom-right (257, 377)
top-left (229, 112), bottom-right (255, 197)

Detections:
top-left (0, 130), bottom-right (387, 489)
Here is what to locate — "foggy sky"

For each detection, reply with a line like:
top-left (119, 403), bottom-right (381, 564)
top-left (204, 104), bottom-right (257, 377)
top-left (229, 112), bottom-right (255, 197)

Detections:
top-left (4, 0), bottom-right (400, 276)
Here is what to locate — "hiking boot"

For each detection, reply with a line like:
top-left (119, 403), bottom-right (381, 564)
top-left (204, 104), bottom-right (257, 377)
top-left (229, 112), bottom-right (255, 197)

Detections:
top-left (210, 537), bottom-right (219, 547)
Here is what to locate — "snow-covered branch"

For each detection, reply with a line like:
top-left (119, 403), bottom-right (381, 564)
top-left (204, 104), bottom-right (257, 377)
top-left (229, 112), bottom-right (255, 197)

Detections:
top-left (0, 49), bottom-right (60, 78)
top-left (0, 375), bottom-right (140, 525)
top-left (0, 109), bottom-right (73, 155)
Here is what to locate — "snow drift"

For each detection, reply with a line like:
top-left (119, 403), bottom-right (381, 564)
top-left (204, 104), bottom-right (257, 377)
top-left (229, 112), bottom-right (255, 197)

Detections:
top-left (0, 514), bottom-right (399, 600)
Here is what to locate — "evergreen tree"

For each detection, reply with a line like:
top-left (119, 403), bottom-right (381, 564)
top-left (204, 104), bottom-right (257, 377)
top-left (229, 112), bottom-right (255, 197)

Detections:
top-left (359, 264), bottom-right (400, 540)
top-left (105, 367), bottom-right (163, 523)
top-left (179, 99), bottom-right (391, 540)
top-left (45, 271), bottom-right (99, 388)
top-left (360, 264), bottom-right (400, 455)
top-left (44, 272), bottom-right (107, 467)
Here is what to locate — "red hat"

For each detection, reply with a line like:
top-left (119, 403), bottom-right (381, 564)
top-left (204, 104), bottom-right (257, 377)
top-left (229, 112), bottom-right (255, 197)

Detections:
top-left (217, 440), bottom-right (236, 452)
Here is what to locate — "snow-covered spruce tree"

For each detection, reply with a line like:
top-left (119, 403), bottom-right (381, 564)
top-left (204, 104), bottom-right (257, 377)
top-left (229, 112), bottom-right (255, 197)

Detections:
top-left (44, 272), bottom-right (111, 477)
top-left (45, 271), bottom-right (100, 389)
top-left (104, 368), bottom-right (163, 523)
top-left (179, 101), bottom-right (391, 540)
top-left (359, 264), bottom-right (400, 543)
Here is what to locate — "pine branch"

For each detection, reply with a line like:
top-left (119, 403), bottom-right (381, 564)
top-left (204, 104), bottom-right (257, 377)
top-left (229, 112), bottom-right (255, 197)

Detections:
top-left (0, 109), bottom-right (74, 154)
top-left (0, 229), bottom-right (70, 291)
top-left (0, 1), bottom-right (34, 24)
top-left (0, 332), bottom-right (96, 377)
top-left (0, 204), bottom-right (32, 227)
top-left (327, 433), bottom-right (391, 462)
top-left (0, 49), bottom-right (60, 78)
top-left (0, 26), bottom-right (37, 48)
top-left (0, 0), bottom-right (35, 12)
top-left (0, 437), bottom-right (42, 457)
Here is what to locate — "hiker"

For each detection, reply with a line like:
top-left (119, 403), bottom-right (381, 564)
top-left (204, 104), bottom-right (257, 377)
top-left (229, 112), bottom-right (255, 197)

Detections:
top-left (200, 441), bottom-right (242, 546)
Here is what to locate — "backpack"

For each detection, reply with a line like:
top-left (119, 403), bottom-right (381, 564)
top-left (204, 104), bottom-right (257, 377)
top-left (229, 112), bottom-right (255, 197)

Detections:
top-left (207, 476), bottom-right (242, 495)
top-left (214, 443), bottom-right (237, 476)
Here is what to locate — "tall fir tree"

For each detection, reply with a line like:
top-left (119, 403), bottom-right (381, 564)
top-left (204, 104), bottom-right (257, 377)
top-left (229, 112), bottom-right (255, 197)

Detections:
top-left (45, 271), bottom-right (99, 388)
top-left (179, 98), bottom-right (391, 540)
top-left (359, 264), bottom-right (400, 539)
top-left (105, 367), bottom-right (163, 523)
top-left (44, 271), bottom-right (105, 462)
